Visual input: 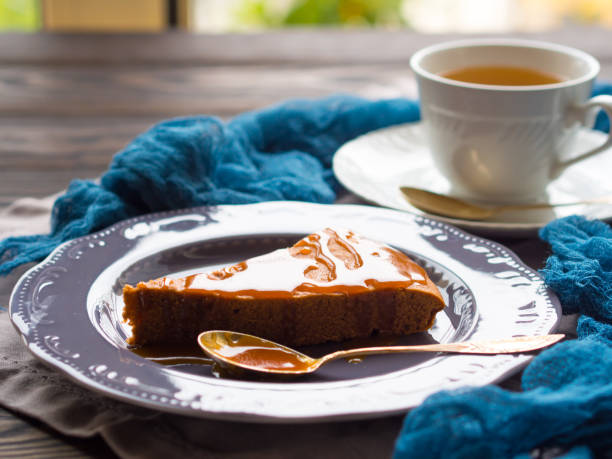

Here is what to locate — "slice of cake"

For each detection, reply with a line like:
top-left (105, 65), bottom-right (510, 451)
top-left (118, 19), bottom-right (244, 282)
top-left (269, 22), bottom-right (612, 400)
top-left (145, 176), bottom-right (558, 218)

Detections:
top-left (122, 228), bottom-right (445, 347)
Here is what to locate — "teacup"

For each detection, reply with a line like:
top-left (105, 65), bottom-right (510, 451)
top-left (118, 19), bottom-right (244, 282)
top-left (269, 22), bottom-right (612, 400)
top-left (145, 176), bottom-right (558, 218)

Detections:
top-left (410, 39), bottom-right (612, 204)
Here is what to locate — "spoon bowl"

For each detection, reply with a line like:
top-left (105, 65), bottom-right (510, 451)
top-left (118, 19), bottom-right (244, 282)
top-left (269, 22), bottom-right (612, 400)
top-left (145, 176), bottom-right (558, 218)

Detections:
top-left (198, 330), bottom-right (319, 375)
top-left (198, 330), bottom-right (565, 377)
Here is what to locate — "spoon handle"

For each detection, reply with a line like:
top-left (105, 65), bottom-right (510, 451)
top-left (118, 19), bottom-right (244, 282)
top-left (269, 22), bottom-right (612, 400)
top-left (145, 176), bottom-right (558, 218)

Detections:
top-left (320, 334), bottom-right (565, 364)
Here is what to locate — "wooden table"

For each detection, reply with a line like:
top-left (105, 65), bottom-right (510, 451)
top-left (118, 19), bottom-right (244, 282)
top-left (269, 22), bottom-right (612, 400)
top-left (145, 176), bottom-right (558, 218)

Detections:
top-left (0, 26), bottom-right (610, 457)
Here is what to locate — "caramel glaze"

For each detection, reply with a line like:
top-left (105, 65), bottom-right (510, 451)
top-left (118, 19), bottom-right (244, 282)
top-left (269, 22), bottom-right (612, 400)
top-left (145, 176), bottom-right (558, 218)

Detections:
top-left (140, 228), bottom-right (439, 302)
top-left (204, 334), bottom-right (314, 372)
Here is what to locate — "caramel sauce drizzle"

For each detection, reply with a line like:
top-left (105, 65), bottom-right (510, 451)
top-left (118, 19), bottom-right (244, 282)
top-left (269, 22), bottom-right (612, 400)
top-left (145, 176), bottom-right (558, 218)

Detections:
top-left (132, 333), bottom-right (406, 371)
top-left (131, 342), bottom-right (214, 366)
top-left (148, 228), bottom-right (434, 301)
top-left (325, 228), bottom-right (363, 270)
top-left (208, 334), bottom-right (314, 372)
top-left (382, 247), bottom-right (427, 283)
top-left (205, 261), bottom-right (248, 282)
top-left (289, 233), bottom-right (337, 282)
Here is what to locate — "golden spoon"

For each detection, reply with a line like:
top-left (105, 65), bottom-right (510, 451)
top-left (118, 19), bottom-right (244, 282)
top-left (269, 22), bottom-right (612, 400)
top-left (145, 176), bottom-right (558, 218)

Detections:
top-left (400, 186), bottom-right (612, 220)
top-left (198, 330), bottom-right (564, 376)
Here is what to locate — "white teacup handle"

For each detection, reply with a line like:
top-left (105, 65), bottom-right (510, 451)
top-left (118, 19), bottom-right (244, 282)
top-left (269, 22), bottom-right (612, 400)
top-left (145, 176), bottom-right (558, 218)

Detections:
top-left (554, 94), bottom-right (612, 175)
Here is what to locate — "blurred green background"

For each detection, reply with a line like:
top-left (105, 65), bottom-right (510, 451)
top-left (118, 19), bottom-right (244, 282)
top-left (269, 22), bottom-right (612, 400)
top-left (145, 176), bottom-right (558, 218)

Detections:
top-left (0, 0), bottom-right (39, 30)
top-left (235, 0), bottom-right (405, 28)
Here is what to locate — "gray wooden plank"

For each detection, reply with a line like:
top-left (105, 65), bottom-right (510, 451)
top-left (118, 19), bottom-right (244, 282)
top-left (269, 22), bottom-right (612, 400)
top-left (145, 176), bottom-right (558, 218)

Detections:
top-left (0, 116), bottom-right (161, 169)
top-left (0, 61), bottom-right (609, 117)
top-left (0, 63), bottom-right (419, 116)
top-left (0, 170), bottom-right (99, 205)
top-left (0, 25), bottom-right (610, 65)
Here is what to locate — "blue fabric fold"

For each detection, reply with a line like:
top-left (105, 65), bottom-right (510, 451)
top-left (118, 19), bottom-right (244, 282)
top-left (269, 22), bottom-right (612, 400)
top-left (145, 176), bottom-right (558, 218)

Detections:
top-left (0, 95), bottom-right (419, 275)
top-left (394, 215), bottom-right (612, 458)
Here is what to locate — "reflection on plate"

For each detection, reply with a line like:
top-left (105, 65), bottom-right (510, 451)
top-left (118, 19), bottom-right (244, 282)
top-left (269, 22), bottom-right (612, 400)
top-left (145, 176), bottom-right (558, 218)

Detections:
top-left (333, 122), bottom-right (612, 237)
top-left (10, 202), bottom-right (560, 422)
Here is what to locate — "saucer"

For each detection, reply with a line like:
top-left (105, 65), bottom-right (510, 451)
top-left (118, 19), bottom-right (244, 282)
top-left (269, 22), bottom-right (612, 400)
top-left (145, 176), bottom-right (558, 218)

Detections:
top-left (333, 122), bottom-right (612, 237)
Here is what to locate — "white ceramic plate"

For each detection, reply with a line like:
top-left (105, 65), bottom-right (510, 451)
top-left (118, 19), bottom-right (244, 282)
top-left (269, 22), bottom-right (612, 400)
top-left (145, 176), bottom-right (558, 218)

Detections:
top-left (10, 202), bottom-right (560, 422)
top-left (333, 122), bottom-right (612, 237)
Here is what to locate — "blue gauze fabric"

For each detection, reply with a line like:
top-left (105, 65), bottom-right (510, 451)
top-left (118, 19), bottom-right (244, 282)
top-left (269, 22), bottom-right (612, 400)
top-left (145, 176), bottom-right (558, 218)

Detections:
top-left (0, 95), bottom-right (419, 275)
top-left (393, 220), bottom-right (612, 458)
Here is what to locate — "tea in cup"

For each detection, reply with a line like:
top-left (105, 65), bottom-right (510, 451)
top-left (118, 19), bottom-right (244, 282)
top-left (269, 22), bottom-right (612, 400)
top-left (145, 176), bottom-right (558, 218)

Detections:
top-left (410, 39), bottom-right (612, 204)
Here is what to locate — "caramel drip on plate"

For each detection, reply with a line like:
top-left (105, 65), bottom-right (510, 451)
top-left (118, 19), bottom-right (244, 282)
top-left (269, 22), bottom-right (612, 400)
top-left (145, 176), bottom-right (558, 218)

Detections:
top-left (131, 343), bottom-right (214, 366)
